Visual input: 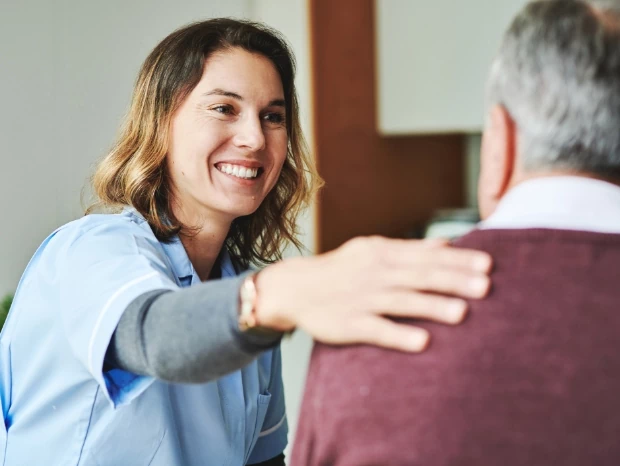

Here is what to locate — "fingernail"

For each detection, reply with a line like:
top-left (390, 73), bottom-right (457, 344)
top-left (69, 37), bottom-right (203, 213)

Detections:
top-left (448, 300), bottom-right (468, 323)
top-left (410, 329), bottom-right (430, 352)
top-left (474, 255), bottom-right (492, 272)
top-left (469, 277), bottom-right (489, 296)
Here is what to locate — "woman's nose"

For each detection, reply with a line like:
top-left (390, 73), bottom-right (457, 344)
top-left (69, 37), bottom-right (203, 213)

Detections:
top-left (233, 116), bottom-right (266, 152)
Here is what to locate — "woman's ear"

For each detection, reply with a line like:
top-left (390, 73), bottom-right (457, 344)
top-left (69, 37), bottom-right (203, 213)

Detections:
top-left (478, 105), bottom-right (517, 219)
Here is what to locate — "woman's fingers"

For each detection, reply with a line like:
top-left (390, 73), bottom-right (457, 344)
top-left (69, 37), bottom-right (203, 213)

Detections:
top-left (345, 236), bottom-right (492, 298)
top-left (420, 245), bottom-right (492, 273)
top-left (383, 267), bottom-right (490, 299)
top-left (386, 239), bottom-right (493, 273)
top-left (345, 315), bottom-right (430, 352)
top-left (255, 235), bottom-right (494, 349)
top-left (369, 291), bottom-right (468, 324)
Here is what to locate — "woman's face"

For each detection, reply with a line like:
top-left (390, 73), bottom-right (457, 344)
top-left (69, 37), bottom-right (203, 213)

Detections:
top-left (167, 47), bottom-right (288, 224)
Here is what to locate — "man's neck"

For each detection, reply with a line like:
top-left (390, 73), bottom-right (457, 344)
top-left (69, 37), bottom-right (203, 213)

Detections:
top-left (510, 169), bottom-right (620, 191)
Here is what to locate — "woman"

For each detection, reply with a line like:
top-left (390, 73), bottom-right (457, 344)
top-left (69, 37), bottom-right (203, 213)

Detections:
top-left (0, 19), bottom-right (491, 466)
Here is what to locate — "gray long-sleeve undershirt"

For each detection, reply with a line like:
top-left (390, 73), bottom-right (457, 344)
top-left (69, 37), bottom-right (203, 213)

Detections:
top-left (104, 272), bottom-right (283, 384)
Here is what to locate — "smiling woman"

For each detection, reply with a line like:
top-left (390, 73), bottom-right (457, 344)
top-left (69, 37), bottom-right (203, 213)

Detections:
top-left (167, 49), bottom-right (288, 236)
top-left (88, 21), bottom-right (314, 276)
top-left (0, 18), bottom-right (492, 466)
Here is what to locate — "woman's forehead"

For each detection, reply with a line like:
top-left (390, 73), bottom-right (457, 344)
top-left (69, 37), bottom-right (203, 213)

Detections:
top-left (193, 48), bottom-right (284, 102)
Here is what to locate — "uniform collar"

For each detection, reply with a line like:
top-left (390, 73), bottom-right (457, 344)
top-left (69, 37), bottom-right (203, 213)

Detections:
top-left (160, 236), bottom-right (238, 283)
top-left (122, 206), bottom-right (238, 282)
top-left (160, 236), bottom-right (194, 281)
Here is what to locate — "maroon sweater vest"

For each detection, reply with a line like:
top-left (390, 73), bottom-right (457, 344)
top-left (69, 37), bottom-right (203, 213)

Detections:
top-left (291, 229), bottom-right (620, 466)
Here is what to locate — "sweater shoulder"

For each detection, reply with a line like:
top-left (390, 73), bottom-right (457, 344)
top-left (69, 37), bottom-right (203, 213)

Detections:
top-left (453, 227), bottom-right (620, 252)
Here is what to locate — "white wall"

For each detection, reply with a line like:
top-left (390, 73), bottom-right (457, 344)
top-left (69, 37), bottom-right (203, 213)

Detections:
top-left (0, 0), bottom-right (250, 295)
top-left (1, 0), bottom-right (314, 458)
top-left (376, 0), bottom-right (528, 134)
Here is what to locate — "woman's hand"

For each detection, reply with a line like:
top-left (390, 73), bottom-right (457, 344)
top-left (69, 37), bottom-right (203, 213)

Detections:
top-left (255, 236), bottom-right (492, 352)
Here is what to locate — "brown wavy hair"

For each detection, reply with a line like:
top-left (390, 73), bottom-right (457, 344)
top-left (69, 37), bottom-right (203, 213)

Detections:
top-left (86, 18), bottom-right (323, 268)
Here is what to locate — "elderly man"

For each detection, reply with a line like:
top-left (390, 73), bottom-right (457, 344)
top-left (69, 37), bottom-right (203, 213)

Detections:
top-left (291, 1), bottom-right (620, 465)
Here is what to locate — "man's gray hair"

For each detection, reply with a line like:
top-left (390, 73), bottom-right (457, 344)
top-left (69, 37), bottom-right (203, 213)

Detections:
top-left (486, 0), bottom-right (620, 176)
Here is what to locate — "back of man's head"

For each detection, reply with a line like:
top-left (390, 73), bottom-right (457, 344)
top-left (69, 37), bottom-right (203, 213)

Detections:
top-left (489, 0), bottom-right (620, 174)
top-left (479, 0), bottom-right (620, 217)
top-left (488, 0), bottom-right (620, 176)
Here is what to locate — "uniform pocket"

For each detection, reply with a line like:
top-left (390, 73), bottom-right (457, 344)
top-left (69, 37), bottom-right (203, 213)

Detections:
top-left (245, 391), bottom-right (272, 463)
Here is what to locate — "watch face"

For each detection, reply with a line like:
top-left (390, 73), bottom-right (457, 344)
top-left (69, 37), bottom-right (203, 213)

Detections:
top-left (238, 272), bottom-right (284, 337)
top-left (239, 274), bottom-right (259, 331)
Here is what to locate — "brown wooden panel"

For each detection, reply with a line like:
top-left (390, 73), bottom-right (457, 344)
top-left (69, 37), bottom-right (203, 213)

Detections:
top-left (310, 0), bottom-right (466, 252)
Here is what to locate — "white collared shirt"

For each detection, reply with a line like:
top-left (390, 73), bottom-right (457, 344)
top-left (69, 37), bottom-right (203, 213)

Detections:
top-left (479, 176), bottom-right (620, 234)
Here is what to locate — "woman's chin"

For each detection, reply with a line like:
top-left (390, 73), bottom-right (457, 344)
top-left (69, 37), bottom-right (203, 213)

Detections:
top-left (222, 201), bottom-right (263, 220)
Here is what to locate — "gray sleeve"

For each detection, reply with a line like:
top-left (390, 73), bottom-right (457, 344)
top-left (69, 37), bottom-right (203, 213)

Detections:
top-left (105, 272), bottom-right (283, 384)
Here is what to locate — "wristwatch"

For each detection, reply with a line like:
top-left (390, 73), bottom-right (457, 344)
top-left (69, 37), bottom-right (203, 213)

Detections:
top-left (238, 272), bottom-right (284, 338)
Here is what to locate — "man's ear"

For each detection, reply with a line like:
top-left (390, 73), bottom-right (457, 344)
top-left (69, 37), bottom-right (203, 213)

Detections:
top-left (478, 105), bottom-right (517, 219)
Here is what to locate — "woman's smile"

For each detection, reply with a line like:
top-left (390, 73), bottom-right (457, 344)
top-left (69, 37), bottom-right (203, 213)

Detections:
top-left (214, 160), bottom-right (265, 187)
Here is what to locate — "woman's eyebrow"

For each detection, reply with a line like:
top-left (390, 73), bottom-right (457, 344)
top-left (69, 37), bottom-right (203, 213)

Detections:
top-left (204, 88), bottom-right (243, 100)
top-left (203, 88), bottom-right (285, 108)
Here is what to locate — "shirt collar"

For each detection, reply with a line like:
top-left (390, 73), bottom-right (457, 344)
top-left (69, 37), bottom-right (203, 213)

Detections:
top-left (219, 248), bottom-right (237, 278)
top-left (122, 206), bottom-right (238, 282)
top-left (160, 236), bottom-right (238, 283)
top-left (160, 236), bottom-right (194, 281)
top-left (479, 176), bottom-right (620, 233)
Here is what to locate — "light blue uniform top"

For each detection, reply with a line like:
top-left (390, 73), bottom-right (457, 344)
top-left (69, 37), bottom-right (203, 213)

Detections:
top-left (0, 210), bottom-right (287, 466)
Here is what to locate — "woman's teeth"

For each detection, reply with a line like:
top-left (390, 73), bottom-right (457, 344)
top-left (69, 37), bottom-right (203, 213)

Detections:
top-left (217, 163), bottom-right (259, 179)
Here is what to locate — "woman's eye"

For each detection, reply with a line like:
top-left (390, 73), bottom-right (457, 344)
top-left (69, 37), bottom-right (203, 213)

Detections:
top-left (212, 105), bottom-right (234, 115)
top-left (263, 112), bottom-right (286, 125)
